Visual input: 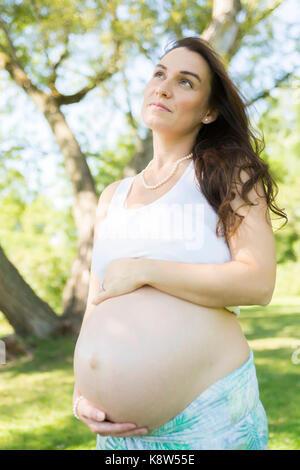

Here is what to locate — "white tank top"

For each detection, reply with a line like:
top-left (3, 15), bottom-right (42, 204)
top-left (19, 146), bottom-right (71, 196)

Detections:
top-left (91, 159), bottom-right (240, 316)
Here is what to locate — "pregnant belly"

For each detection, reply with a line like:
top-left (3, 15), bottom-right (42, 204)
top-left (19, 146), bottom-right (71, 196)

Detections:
top-left (73, 286), bottom-right (249, 430)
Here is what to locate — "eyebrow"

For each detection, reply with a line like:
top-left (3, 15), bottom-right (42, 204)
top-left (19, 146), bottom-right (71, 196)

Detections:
top-left (155, 63), bottom-right (202, 83)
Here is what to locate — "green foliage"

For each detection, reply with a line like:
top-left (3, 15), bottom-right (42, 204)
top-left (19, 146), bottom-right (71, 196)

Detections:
top-left (87, 129), bottom-right (140, 193)
top-left (274, 262), bottom-right (300, 297)
top-left (0, 0), bottom-right (160, 91)
top-left (240, 300), bottom-right (300, 450)
top-left (259, 79), bottom-right (300, 266)
top-left (0, 193), bottom-right (77, 315)
top-left (158, 0), bottom-right (211, 39)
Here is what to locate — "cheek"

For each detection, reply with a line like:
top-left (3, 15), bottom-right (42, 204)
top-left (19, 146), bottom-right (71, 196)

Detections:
top-left (144, 81), bottom-right (152, 95)
top-left (142, 84), bottom-right (152, 106)
top-left (141, 99), bottom-right (148, 117)
top-left (177, 98), bottom-right (203, 119)
top-left (141, 101), bottom-right (151, 122)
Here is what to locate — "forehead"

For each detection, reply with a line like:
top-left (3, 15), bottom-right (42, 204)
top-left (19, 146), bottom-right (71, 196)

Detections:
top-left (159, 47), bottom-right (211, 81)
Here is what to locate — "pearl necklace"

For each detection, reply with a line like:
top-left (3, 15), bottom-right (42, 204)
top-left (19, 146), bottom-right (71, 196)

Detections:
top-left (140, 152), bottom-right (193, 190)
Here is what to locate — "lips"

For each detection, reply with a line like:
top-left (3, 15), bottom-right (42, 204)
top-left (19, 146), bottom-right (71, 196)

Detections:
top-left (150, 103), bottom-right (171, 112)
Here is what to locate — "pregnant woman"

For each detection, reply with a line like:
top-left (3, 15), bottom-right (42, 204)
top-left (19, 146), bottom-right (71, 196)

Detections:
top-left (73, 37), bottom-right (286, 450)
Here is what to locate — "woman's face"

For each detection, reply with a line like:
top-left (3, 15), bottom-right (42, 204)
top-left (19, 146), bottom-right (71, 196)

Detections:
top-left (141, 47), bottom-right (216, 137)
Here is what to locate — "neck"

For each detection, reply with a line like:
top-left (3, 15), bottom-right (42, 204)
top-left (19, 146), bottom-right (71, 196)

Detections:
top-left (151, 132), bottom-right (195, 170)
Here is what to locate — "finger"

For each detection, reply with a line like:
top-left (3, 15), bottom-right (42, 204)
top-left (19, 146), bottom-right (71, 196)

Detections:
top-left (79, 401), bottom-right (106, 422)
top-left (86, 419), bottom-right (139, 436)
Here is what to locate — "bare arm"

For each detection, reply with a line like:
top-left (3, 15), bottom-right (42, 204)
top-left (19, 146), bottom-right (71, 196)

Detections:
top-left (140, 174), bottom-right (276, 308)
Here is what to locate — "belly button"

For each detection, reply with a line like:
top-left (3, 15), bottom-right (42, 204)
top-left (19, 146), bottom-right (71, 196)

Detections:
top-left (89, 355), bottom-right (99, 370)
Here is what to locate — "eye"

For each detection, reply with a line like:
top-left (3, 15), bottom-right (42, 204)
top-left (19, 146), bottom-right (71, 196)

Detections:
top-left (153, 71), bottom-right (193, 88)
top-left (179, 78), bottom-right (193, 88)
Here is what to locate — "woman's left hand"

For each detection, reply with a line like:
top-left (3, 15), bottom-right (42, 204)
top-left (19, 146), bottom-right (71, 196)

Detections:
top-left (92, 258), bottom-right (145, 305)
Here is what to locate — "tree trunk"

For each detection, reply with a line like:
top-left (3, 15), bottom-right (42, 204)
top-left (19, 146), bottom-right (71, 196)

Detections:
top-left (0, 245), bottom-right (61, 338)
top-left (0, 55), bottom-right (99, 335)
top-left (23, 93), bottom-right (99, 335)
top-left (124, 129), bottom-right (154, 176)
top-left (41, 98), bottom-right (99, 334)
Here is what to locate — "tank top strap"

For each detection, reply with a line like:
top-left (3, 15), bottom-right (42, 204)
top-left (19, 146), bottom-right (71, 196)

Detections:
top-left (106, 176), bottom-right (135, 217)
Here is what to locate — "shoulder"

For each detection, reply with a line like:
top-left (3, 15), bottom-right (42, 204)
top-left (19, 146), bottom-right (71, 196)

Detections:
top-left (99, 179), bottom-right (123, 203)
top-left (93, 179), bottom-right (124, 240)
top-left (96, 179), bottom-right (124, 218)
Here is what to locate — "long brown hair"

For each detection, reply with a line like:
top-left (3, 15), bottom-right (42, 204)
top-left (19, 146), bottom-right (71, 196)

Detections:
top-left (161, 37), bottom-right (288, 242)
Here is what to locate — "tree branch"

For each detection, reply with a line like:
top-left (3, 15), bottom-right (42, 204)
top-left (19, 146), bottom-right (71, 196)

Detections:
top-left (0, 41), bottom-right (9, 54)
top-left (228, 0), bottom-right (287, 61)
top-left (245, 0), bottom-right (285, 29)
top-left (121, 67), bottom-right (139, 133)
top-left (55, 69), bottom-right (115, 105)
top-left (0, 45), bottom-right (46, 108)
top-left (0, 17), bottom-right (48, 105)
top-left (48, 44), bottom-right (70, 96)
top-left (0, 18), bottom-right (21, 65)
top-left (247, 71), bottom-right (293, 106)
top-left (55, 39), bottom-right (123, 106)
top-left (52, 47), bottom-right (70, 76)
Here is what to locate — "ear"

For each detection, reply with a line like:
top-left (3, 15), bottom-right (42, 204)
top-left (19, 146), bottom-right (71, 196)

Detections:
top-left (210, 109), bottom-right (219, 122)
top-left (204, 108), bottom-right (219, 124)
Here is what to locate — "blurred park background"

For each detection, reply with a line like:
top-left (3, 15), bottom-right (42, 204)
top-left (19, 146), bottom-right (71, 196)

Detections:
top-left (0, 0), bottom-right (299, 450)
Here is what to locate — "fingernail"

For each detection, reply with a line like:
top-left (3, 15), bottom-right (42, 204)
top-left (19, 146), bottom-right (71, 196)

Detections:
top-left (97, 412), bottom-right (105, 420)
top-left (127, 424), bottom-right (137, 429)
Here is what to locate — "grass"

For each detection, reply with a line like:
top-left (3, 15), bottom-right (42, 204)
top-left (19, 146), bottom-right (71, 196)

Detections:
top-left (0, 296), bottom-right (299, 450)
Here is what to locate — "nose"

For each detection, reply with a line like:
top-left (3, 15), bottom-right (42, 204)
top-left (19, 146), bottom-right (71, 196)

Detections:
top-left (155, 85), bottom-right (171, 98)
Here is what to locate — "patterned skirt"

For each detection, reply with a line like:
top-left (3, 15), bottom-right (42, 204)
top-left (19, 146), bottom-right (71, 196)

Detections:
top-left (96, 348), bottom-right (268, 450)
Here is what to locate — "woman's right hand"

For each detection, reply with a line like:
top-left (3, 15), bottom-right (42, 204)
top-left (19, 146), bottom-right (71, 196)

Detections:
top-left (76, 396), bottom-right (149, 437)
